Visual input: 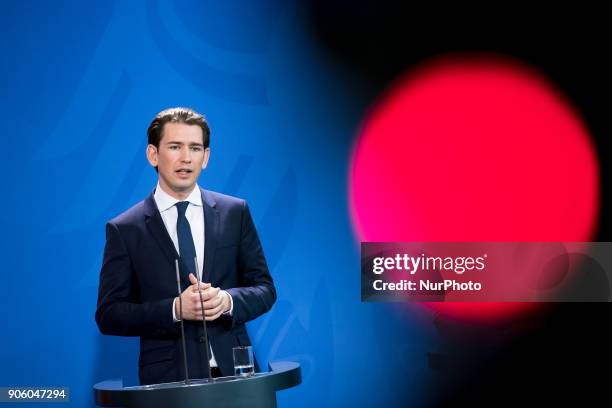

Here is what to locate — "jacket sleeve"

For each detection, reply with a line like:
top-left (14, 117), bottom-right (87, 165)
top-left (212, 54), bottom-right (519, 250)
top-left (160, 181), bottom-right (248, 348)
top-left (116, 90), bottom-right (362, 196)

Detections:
top-left (226, 201), bottom-right (277, 328)
top-left (95, 222), bottom-right (176, 337)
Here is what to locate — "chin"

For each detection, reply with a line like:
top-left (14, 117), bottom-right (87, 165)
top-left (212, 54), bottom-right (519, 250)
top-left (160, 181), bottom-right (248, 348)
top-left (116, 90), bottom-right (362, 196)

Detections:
top-left (181, 183), bottom-right (196, 190)
top-left (170, 180), bottom-right (195, 191)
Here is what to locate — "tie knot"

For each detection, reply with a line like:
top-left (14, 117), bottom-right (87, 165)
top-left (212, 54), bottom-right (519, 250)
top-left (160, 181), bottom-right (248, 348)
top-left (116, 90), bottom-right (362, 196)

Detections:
top-left (176, 201), bottom-right (189, 217)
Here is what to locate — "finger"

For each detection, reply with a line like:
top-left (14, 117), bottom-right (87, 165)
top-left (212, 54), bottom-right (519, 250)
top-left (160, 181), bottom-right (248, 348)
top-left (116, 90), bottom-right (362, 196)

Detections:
top-left (203, 287), bottom-right (221, 301)
top-left (189, 273), bottom-right (198, 285)
top-left (204, 306), bottom-right (221, 317)
top-left (205, 310), bottom-right (223, 321)
top-left (203, 301), bottom-right (221, 315)
top-left (190, 297), bottom-right (206, 311)
top-left (190, 296), bottom-right (221, 314)
top-left (203, 296), bottom-right (222, 310)
top-left (185, 306), bottom-right (199, 319)
top-left (189, 283), bottom-right (210, 294)
top-left (190, 282), bottom-right (211, 292)
top-left (204, 302), bottom-right (224, 317)
top-left (206, 312), bottom-right (222, 322)
top-left (189, 291), bottom-right (210, 307)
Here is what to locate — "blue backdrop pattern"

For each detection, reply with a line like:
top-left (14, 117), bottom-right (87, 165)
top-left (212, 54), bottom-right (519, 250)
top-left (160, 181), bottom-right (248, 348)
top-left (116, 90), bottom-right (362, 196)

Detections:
top-left (0, 1), bottom-right (437, 406)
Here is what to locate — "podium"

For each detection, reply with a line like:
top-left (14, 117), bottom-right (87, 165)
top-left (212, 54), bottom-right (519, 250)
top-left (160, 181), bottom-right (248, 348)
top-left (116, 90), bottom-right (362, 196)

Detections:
top-left (94, 361), bottom-right (301, 408)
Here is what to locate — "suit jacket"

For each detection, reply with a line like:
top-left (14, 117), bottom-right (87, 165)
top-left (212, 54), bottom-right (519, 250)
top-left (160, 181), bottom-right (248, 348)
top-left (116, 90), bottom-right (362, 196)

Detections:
top-left (95, 187), bottom-right (276, 385)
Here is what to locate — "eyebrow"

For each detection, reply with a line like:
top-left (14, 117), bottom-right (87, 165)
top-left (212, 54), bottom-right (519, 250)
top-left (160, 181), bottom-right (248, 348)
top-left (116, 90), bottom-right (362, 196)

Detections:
top-left (165, 141), bottom-right (204, 147)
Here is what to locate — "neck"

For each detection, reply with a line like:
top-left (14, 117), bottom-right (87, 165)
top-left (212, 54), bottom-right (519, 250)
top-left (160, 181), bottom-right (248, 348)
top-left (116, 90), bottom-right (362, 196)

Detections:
top-left (158, 181), bottom-right (196, 201)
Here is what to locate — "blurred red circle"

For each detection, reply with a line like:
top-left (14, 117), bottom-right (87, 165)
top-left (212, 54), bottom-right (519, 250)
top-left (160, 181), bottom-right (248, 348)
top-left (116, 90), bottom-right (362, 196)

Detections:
top-left (349, 55), bottom-right (600, 321)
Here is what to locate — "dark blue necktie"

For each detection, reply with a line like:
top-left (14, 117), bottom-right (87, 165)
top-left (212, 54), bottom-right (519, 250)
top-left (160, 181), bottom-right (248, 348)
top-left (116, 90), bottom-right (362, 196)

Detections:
top-left (176, 201), bottom-right (197, 276)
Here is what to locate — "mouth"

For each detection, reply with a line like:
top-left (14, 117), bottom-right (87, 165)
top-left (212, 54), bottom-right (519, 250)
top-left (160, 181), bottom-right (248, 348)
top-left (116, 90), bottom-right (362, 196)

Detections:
top-left (175, 168), bottom-right (193, 177)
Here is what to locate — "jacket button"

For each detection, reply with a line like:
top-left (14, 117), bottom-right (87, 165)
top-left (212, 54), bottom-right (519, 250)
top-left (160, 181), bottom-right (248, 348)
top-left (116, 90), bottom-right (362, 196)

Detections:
top-left (199, 336), bottom-right (206, 343)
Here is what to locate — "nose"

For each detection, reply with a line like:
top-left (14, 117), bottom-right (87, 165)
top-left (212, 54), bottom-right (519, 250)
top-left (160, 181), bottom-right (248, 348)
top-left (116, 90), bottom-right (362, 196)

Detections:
top-left (180, 147), bottom-right (192, 163)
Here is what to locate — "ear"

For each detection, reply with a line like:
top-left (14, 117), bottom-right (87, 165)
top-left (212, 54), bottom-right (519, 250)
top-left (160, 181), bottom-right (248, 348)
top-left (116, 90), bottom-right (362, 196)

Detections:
top-left (146, 144), bottom-right (159, 168)
top-left (201, 148), bottom-right (211, 170)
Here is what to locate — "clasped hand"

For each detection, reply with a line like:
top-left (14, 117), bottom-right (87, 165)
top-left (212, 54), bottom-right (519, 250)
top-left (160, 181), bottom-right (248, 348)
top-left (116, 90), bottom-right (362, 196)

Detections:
top-left (175, 273), bottom-right (230, 321)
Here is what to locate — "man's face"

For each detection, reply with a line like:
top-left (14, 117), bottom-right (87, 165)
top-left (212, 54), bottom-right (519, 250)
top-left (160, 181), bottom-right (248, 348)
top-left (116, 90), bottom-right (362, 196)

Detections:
top-left (146, 122), bottom-right (210, 198)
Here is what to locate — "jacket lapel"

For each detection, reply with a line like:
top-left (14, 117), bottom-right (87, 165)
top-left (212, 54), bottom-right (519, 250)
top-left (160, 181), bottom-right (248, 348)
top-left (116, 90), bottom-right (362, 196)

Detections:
top-left (143, 192), bottom-right (190, 287)
top-left (201, 188), bottom-right (218, 284)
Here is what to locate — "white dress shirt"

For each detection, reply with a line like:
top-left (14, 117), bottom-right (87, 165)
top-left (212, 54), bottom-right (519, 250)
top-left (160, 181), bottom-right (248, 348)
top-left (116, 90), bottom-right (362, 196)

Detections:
top-left (153, 183), bottom-right (232, 368)
top-left (154, 182), bottom-right (205, 276)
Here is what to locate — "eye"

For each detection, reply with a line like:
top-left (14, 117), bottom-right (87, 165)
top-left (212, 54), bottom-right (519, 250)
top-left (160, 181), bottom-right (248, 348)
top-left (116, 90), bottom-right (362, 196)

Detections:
top-left (191, 146), bottom-right (203, 152)
top-left (169, 145), bottom-right (180, 150)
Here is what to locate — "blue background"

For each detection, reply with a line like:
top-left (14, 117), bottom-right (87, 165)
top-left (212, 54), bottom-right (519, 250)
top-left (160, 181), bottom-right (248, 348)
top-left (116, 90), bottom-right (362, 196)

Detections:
top-left (0, 1), bottom-right (437, 406)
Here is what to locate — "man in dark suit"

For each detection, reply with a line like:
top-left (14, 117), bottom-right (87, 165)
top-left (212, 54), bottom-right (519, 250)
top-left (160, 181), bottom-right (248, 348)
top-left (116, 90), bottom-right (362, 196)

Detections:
top-left (95, 107), bottom-right (276, 385)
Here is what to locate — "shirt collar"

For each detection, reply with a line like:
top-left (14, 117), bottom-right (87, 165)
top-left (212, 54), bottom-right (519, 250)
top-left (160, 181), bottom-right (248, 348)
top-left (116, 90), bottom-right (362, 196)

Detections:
top-left (154, 182), bottom-right (203, 212)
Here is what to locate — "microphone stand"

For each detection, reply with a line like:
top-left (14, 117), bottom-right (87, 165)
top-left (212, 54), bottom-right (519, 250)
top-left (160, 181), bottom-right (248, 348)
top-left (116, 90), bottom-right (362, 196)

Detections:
top-left (194, 256), bottom-right (213, 382)
top-left (175, 260), bottom-right (190, 384)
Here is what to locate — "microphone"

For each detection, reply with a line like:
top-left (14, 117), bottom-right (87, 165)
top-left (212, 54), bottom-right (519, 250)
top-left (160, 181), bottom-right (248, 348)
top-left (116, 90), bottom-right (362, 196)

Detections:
top-left (194, 256), bottom-right (213, 382)
top-left (175, 259), bottom-right (190, 384)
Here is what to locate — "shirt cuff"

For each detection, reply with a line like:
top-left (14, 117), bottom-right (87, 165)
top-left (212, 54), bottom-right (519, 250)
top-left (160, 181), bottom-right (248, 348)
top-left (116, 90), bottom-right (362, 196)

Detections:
top-left (172, 297), bottom-right (181, 322)
top-left (222, 290), bottom-right (233, 316)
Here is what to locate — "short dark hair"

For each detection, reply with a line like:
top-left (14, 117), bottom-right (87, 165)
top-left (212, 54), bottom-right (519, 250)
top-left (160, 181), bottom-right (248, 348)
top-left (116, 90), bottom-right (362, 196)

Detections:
top-left (147, 107), bottom-right (210, 149)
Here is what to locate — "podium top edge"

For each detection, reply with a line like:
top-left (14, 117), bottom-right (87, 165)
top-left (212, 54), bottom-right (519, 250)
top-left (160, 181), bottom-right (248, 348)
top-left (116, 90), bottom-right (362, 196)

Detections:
top-left (94, 361), bottom-right (301, 392)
